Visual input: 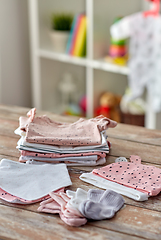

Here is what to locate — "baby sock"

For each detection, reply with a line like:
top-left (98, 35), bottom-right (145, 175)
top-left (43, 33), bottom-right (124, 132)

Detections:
top-left (66, 188), bottom-right (88, 212)
top-left (79, 189), bottom-right (124, 220)
top-left (99, 189), bottom-right (125, 212)
top-left (87, 189), bottom-right (105, 202)
top-left (79, 200), bottom-right (115, 220)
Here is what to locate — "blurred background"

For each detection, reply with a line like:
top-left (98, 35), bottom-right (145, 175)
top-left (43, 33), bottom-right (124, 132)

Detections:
top-left (1, 0), bottom-right (161, 129)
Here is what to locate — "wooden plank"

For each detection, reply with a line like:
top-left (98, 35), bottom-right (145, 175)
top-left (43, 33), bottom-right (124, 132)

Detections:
top-left (0, 135), bottom-right (19, 158)
top-left (1, 104), bottom-right (161, 147)
top-left (1, 104), bottom-right (161, 239)
top-left (9, 135), bottom-right (161, 166)
top-left (0, 104), bottom-right (79, 123)
top-left (0, 154), bottom-right (18, 162)
top-left (108, 123), bottom-right (161, 147)
top-left (0, 163), bottom-right (161, 218)
top-left (0, 204), bottom-right (143, 240)
top-left (89, 204), bottom-right (161, 240)
top-left (1, 131), bottom-right (161, 166)
top-left (0, 197), bottom-right (160, 240)
top-left (1, 105), bottom-right (161, 148)
top-left (0, 118), bottom-right (19, 138)
top-left (108, 137), bottom-right (161, 165)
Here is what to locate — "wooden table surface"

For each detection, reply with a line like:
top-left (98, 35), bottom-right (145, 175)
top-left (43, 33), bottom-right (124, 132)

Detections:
top-left (0, 104), bottom-right (161, 240)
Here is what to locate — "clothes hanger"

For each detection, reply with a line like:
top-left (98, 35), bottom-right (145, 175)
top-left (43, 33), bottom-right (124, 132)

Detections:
top-left (143, 0), bottom-right (160, 17)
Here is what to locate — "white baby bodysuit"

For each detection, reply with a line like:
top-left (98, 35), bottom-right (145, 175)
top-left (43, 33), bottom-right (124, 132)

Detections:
top-left (110, 12), bottom-right (161, 112)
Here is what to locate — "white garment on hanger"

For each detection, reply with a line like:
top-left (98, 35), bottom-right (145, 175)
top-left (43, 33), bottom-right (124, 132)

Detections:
top-left (110, 12), bottom-right (161, 112)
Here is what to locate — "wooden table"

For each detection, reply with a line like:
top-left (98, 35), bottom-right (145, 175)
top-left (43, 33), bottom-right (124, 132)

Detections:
top-left (0, 104), bottom-right (161, 240)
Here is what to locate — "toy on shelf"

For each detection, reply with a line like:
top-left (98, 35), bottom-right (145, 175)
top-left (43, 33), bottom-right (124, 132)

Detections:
top-left (64, 103), bottom-right (82, 116)
top-left (105, 55), bottom-right (128, 66)
top-left (106, 17), bottom-right (128, 66)
top-left (95, 92), bottom-right (121, 123)
top-left (109, 17), bottom-right (127, 57)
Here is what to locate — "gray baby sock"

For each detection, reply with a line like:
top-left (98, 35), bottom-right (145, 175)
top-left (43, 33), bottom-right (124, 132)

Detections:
top-left (87, 189), bottom-right (105, 202)
top-left (79, 200), bottom-right (115, 220)
top-left (79, 189), bottom-right (124, 220)
top-left (99, 189), bottom-right (125, 212)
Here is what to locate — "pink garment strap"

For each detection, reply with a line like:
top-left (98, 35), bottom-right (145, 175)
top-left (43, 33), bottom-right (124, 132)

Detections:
top-left (38, 191), bottom-right (87, 226)
top-left (27, 108), bottom-right (36, 121)
top-left (19, 108), bottom-right (36, 131)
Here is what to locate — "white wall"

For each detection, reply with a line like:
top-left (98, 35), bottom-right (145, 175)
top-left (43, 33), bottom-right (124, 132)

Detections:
top-left (0, 0), bottom-right (31, 107)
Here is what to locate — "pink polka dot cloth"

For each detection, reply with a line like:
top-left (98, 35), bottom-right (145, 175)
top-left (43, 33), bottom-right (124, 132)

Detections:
top-left (0, 187), bottom-right (64, 205)
top-left (19, 108), bottom-right (117, 147)
top-left (20, 150), bottom-right (106, 159)
top-left (93, 155), bottom-right (161, 196)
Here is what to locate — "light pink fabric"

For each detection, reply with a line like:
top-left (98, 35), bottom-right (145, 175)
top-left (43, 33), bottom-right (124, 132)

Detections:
top-left (0, 187), bottom-right (64, 204)
top-left (19, 108), bottom-right (117, 146)
top-left (59, 212), bottom-right (87, 227)
top-left (19, 108), bottom-right (36, 131)
top-left (38, 191), bottom-right (87, 227)
top-left (20, 150), bottom-right (106, 159)
top-left (25, 115), bottom-right (116, 146)
top-left (19, 150), bottom-right (106, 164)
top-left (93, 155), bottom-right (161, 196)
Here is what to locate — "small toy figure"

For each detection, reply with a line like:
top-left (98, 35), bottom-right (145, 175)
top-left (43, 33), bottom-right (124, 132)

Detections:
top-left (95, 92), bottom-right (121, 122)
top-left (109, 17), bottom-right (127, 58)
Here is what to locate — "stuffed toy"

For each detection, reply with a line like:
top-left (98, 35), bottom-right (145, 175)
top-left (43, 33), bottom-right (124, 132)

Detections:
top-left (95, 92), bottom-right (121, 122)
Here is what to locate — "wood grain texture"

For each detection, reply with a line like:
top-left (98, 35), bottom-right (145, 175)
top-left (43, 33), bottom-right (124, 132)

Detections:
top-left (108, 123), bottom-right (161, 146)
top-left (0, 204), bottom-right (145, 240)
top-left (0, 104), bottom-right (161, 240)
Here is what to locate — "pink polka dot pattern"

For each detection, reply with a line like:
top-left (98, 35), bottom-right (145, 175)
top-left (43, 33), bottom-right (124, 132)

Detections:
top-left (92, 155), bottom-right (161, 196)
top-left (0, 187), bottom-right (64, 204)
top-left (24, 114), bottom-right (117, 147)
top-left (20, 150), bottom-right (106, 159)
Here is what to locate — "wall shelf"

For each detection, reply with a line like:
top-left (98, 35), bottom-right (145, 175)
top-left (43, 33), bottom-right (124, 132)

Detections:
top-left (38, 49), bottom-right (129, 75)
top-left (28, 0), bottom-right (159, 129)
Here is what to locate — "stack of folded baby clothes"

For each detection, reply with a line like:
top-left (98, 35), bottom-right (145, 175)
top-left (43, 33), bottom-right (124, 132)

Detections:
top-left (15, 108), bottom-right (117, 166)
